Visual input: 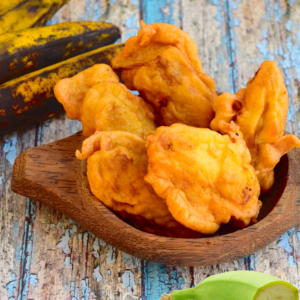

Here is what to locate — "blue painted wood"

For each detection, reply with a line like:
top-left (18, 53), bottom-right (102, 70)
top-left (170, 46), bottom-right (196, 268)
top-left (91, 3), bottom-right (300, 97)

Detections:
top-left (2, 1), bottom-right (300, 299)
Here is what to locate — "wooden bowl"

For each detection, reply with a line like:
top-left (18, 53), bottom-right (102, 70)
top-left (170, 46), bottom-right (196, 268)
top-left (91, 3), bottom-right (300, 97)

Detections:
top-left (11, 131), bottom-right (300, 266)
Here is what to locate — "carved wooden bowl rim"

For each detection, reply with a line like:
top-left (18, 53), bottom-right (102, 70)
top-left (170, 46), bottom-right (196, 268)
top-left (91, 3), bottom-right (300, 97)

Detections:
top-left (76, 133), bottom-right (300, 266)
top-left (11, 130), bottom-right (300, 267)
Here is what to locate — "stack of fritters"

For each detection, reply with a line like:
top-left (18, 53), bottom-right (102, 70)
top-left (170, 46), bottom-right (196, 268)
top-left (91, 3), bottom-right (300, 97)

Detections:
top-left (54, 21), bottom-right (300, 238)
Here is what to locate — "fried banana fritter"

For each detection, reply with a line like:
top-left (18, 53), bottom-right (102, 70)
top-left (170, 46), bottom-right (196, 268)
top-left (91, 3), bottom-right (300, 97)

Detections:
top-left (54, 64), bottom-right (157, 138)
top-left (145, 122), bottom-right (262, 234)
top-left (54, 64), bottom-right (119, 120)
top-left (211, 61), bottom-right (300, 192)
top-left (121, 47), bottom-right (215, 127)
top-left (76, 131), bottom-right (199, 238)
top-left (112, 21), bottom-right (217, 128)
top-left (112, 20), bottom-right (204, 76)
top-left (81, 82), bottom-right (157, 138)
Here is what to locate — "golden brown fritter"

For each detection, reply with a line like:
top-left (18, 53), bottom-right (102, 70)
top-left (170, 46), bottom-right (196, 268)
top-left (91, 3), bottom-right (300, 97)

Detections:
top-left (120, 47), bottom-right (216, 127)
top-left (211, 61), bottom-right (300, 192)
top-left (80, 81), bottom-right (157, 138)
top-left (145, 122), bottom-right (262, 234)
top-left (112, 20), bottom-right (204, 76)
top-left (112, 21), bottom-right (217, 128)
top-left (76, 131), bottom-right (199, 238)
top-left (54, 64), bottom-right (119, 120)
top-left (54, 64), bottom-right (157, 138)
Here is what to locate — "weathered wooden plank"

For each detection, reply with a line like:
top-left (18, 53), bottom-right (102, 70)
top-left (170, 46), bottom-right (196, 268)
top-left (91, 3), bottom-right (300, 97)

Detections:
top-left (228, 0), bottom-right (300, 134)
top-left (23, 0), bottom-right (143, 299)
top-left (142, 0), bottom-right (300, 298)
top-left (48, 0), bottom-right (141, 43)
top-left (0, 127), bottom-right (37, 299)
top-left (181, 0), bottom-right (232, 93)
top-left (2, 0), bottom-right (300, 299)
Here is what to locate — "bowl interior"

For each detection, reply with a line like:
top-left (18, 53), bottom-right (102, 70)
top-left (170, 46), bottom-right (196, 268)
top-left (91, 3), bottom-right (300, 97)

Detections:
top-left (203, 154), bottom-right (289, 237)
top-left (84, 154), bottom-right (289, 239)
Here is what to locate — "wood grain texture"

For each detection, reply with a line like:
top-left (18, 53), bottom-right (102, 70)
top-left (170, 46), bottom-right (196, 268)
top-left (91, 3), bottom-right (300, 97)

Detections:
top-left (11, 132), bottom-right (300, 266)
top-left (2, 0), bottom-right (300, 299)
top-left (0, 127), bottom-right (37, 299)
top-left (141, 0), bottom-right (300, 298)
top-left (23, 119), bottom-right (141, 300)
top-left (1, 0), bottom-right (142, 299)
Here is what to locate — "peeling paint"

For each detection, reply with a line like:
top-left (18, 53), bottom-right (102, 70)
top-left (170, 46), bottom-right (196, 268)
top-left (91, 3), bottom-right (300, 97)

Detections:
top-left (122, 270), bottom-right (136, 292)
top-left (289, 255), bottom-right (297, 267)
top-left (29, 274), bottom-right (38, 287)
top-left (92, 237), bottom-right (100, 259)
top-left (144, 263), bottom-right (185, 299)
top-left (70, 281), bottom-right (80, 300)
top-left (274, 2), bottom-right (282, 24)
top-left (57, 228), bottom-right (71, 254)
top-left (285, 20), bottom-right (293, 32)
top-left (17, 198), bottom-right (37, 300)
top-left (142, 0), bottom-right (175, 24)
top-left (70, 224), bottom-right (78, 236)
top-left (3, 133), bottom-right (17, 165)
top-left (106, 245), bottom-right (117, 264)
top-left (99, 239), bottom-right (106, 247)
top-left (208, 0), bottom-right (224, 27)
top-left (233, 18), bottom-right (240, 27)
top-left (125, 15), bottom-right (137, 29)
top-left (278, 229), bottom-right (295, 253)
top-left (93, 266), bottom-right (103, 282)
top-left (64, 256), bottom-right (72, 268)
top-left (82, 278), bottom-right (96, 300)
top-left (240, 253), bottom-right (256, 270)
top-left (122, 252), bottom-right (138, 268)
top-left (209, 0), bottom-right (239, 92)
top-left (83, 232), bottom-right (89, 246)
top-left (6, 273), bottom-right (17, 298)
top-left (278, 228), bottom-right (296, 267)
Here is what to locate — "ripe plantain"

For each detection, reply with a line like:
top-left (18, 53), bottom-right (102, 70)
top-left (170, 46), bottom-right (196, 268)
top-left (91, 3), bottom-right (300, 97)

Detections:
top-left (0, 21), bottom-right (120, 83)
top-left (0, 0), bottom-right (70, 35)
top-left (0, 43), bottom-right (124, 136)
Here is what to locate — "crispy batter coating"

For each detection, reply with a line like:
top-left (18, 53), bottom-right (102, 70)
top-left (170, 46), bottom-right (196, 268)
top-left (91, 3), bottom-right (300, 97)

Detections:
top-left (211, 61), bottom-right (300, 192)
top-left (112, 21), bottom-right (217, 128)
top-left (81, 81), bottom-right (157, 138)
top-left (112, 20), bottom-right (203, 75)
top-left (121, 47), bottom-right (215, 127)
top-left (54, 63), bottom-right (157, 138)
top-left (76, 131), bottom-right (199, 238)
top-left (145, 122), bottom-right (262, 234)
top-left (54, 64), bottom-right (119, 120)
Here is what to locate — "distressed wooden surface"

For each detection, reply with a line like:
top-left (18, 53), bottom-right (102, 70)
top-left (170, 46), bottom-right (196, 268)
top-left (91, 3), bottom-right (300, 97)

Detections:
top-left (1, 0), bottom-right (300, 299)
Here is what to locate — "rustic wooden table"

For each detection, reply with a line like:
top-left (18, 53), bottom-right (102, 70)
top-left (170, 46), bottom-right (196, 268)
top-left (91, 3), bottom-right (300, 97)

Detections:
top-left (1, 0), bottom-right (300, 299)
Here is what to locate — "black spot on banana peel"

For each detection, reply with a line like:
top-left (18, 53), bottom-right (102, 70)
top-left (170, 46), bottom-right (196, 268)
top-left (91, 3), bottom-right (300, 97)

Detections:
top-left (0, 21), bottom-right (121, 84)
top-left (0, 43), bottom-right (124, 136)
top-left (0, 0), bottom-right (70, 35)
